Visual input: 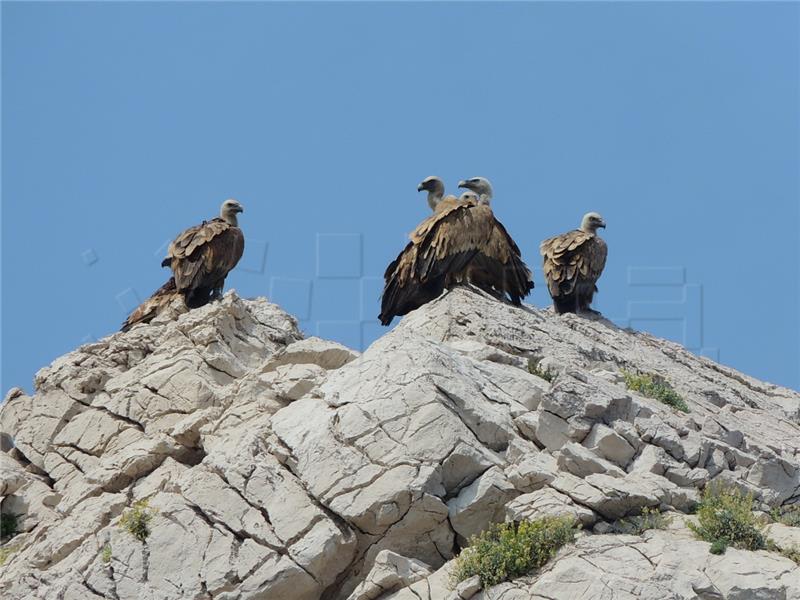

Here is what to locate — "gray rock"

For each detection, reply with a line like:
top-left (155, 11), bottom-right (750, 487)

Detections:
top-left (505, 487), bottom-right (597, 526)
top-left (448, 467), bottom-right (518, 543)
top-left (347, 550), bottom-right (432, 600)
top-left (1, 288), bottom-right (798, 600)
top-left (556, 441), bottom-right (625, 478)
top-left (583, 423), bottom-right (636, 467)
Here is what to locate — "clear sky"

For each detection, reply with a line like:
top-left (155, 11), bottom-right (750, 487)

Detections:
top-left (2, 1), bottom-right (799, 394)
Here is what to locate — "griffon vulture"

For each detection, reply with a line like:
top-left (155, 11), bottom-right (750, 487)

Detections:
top-left (121, 199), bottom-right (245, 330)
top-left (161, 198), bottom-right (245, 308)
top-left (379, 178), bottom-right (533, 325)
top-left (540, 212), bottom-right (607, 314)
top-left (457, 176), bottom-right (493, 205)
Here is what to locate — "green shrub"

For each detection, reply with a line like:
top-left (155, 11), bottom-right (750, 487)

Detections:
top-left (528, 358), bottom-right (556, 383)
top-left (119, 499), bottom-right (154, 542)
top-left (451, 517), bottom-right (578, 588)
top-left (688, 484), bottom-right (766, 554)
top-left (610, 507), bottom-right (672, 535)
top-left (622, 370), bottom-right (689, 413)
top-left (0, 513), bottom-right (19, 539)
top-left (709, 539), bottom-right (728, 554)
top-left (771, 505), bottom-right (800, 527)
top-left (101, 544), bottom-right (112, 563)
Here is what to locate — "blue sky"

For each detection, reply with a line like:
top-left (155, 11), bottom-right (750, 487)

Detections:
top-left (2, 1), bottom-right (798, 393)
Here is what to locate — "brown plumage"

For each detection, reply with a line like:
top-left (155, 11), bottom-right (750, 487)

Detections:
top-left (121, 199), bottom-right (245, 331)
top-left (379, 179), bottom-right (533, 325)
top-left (540, 212), bottom-right (607, 314)
top-left (121, 277), bottom-right (182, 332)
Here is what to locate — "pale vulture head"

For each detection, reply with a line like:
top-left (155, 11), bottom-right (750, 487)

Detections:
top-left (220, 199), bottom-right (244, 226)
top-left (458, 191), bottom-right (480, 204)
top-left (417, 176), bottom-right (447, 211)
top-left (457, 177), bottom-right (493, 205)
top-left (580, 212), bottom-right (606, 233)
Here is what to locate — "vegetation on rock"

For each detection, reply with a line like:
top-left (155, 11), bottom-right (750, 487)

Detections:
top-left (528, 358), bottom-right (556, 383)
top-left (609, 507), bottom-right (672, 535)
top-left (771, 505), bottom-right (800, 528)
top-left (451, 517), bottom-right (578, 588)
top-left (119, 499), bottom-right (154, 542)
top-left (622, 370), bottom-right (689, 412)
top-left (688, 485), bottom-right (766, 554)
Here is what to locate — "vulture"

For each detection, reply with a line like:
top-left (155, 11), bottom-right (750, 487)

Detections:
top-left (417, 175), bottom-right (457, 212)
top-left (540, 212), bottom-right (607, 314)
top-left (457, 176), bottom-right (493, 205)
top-left (379, 177), bottom-right (533, 325)
top-left (121, 199), bottom-right (245, 331)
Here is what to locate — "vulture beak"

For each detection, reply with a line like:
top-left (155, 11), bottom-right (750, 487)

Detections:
top-left (457, 180), bottom-right (467, 189)
top-left (599, 221), bottom-right (606, 229)
top-left (236, 206), bottom-right (244, 214)
top-left (417, 183), bottom-right (425, 192)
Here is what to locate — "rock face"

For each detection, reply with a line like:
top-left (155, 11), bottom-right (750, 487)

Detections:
top-left (1, 288), bottom-right (798, 599)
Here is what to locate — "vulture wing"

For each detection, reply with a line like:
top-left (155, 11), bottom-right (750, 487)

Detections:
top-left (121, 278), bottom-right (183, 332)
top-left (162, 218), bottom-right (245, 306)
top-left (540, 230), bottom-right (607, 298)
top-left (379, 199), bottom-right (533, 325)
top-left (379, 199), bottom-right (474, 325)
top-left (463, 207), bottom-right (533, 304)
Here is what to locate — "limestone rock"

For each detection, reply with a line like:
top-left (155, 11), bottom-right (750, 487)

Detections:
top-left (1, 288), bottom-right (798, 600)
top-left (505, 487), bottom-right (597, 526)
top-left (583, 422), bottom-right (636, 467)
top-left (347, 550), bottom-right (432, 600)
top-left (448, 466), bottom-right (518, 543)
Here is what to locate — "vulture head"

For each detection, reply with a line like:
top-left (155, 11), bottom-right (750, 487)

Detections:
top-left (580, 212), bottom-right (606, 233)
top-left (220, 199), bottom-right (245, 226)
top-left (458, 190), bottom-right (480, 204)
top-left (457, 177), bottom-right (493, 205)
top-left (417, 176), bottom-right (446, 211)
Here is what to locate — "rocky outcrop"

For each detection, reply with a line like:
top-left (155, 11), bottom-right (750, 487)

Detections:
top-left (1, 288), bottom-right (798, 599)
top-left (388, 516), bottom-right (800, 600)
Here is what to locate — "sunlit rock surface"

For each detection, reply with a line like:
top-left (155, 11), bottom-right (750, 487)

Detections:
top-left (1, 289), bottom-right (798, 599)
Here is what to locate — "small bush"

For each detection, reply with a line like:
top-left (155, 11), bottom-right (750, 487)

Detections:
top-left (451, 517), bottom-right (578, 588)
top-left (622, 370), bottom-right (689, 413)
top-left (771, 505), bottom-right (800, 528)
top-left (709, 539), bottom-right (728, 554)
top-left (528, 358), bottom-right (556, 383)
top-left (610, 507), bottom-right (672, 535)
top-left (0, 513), bottom-right (19, 539)
top-left (688, 484), bottom-right (766, 554)
top-left (101, 544), bottom-right (112, 563)
top-left (119, 499), bottom-right (154, 542)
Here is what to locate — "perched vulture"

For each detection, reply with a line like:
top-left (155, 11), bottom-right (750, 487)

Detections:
top-left (161, 198), bottom-right (245, 308)
top-left (540, 212), bottom-right (607, 314)
top-left (379, 177), bottom-right (533, 325)
top-left (121, 199), bottom-right (245, 330)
